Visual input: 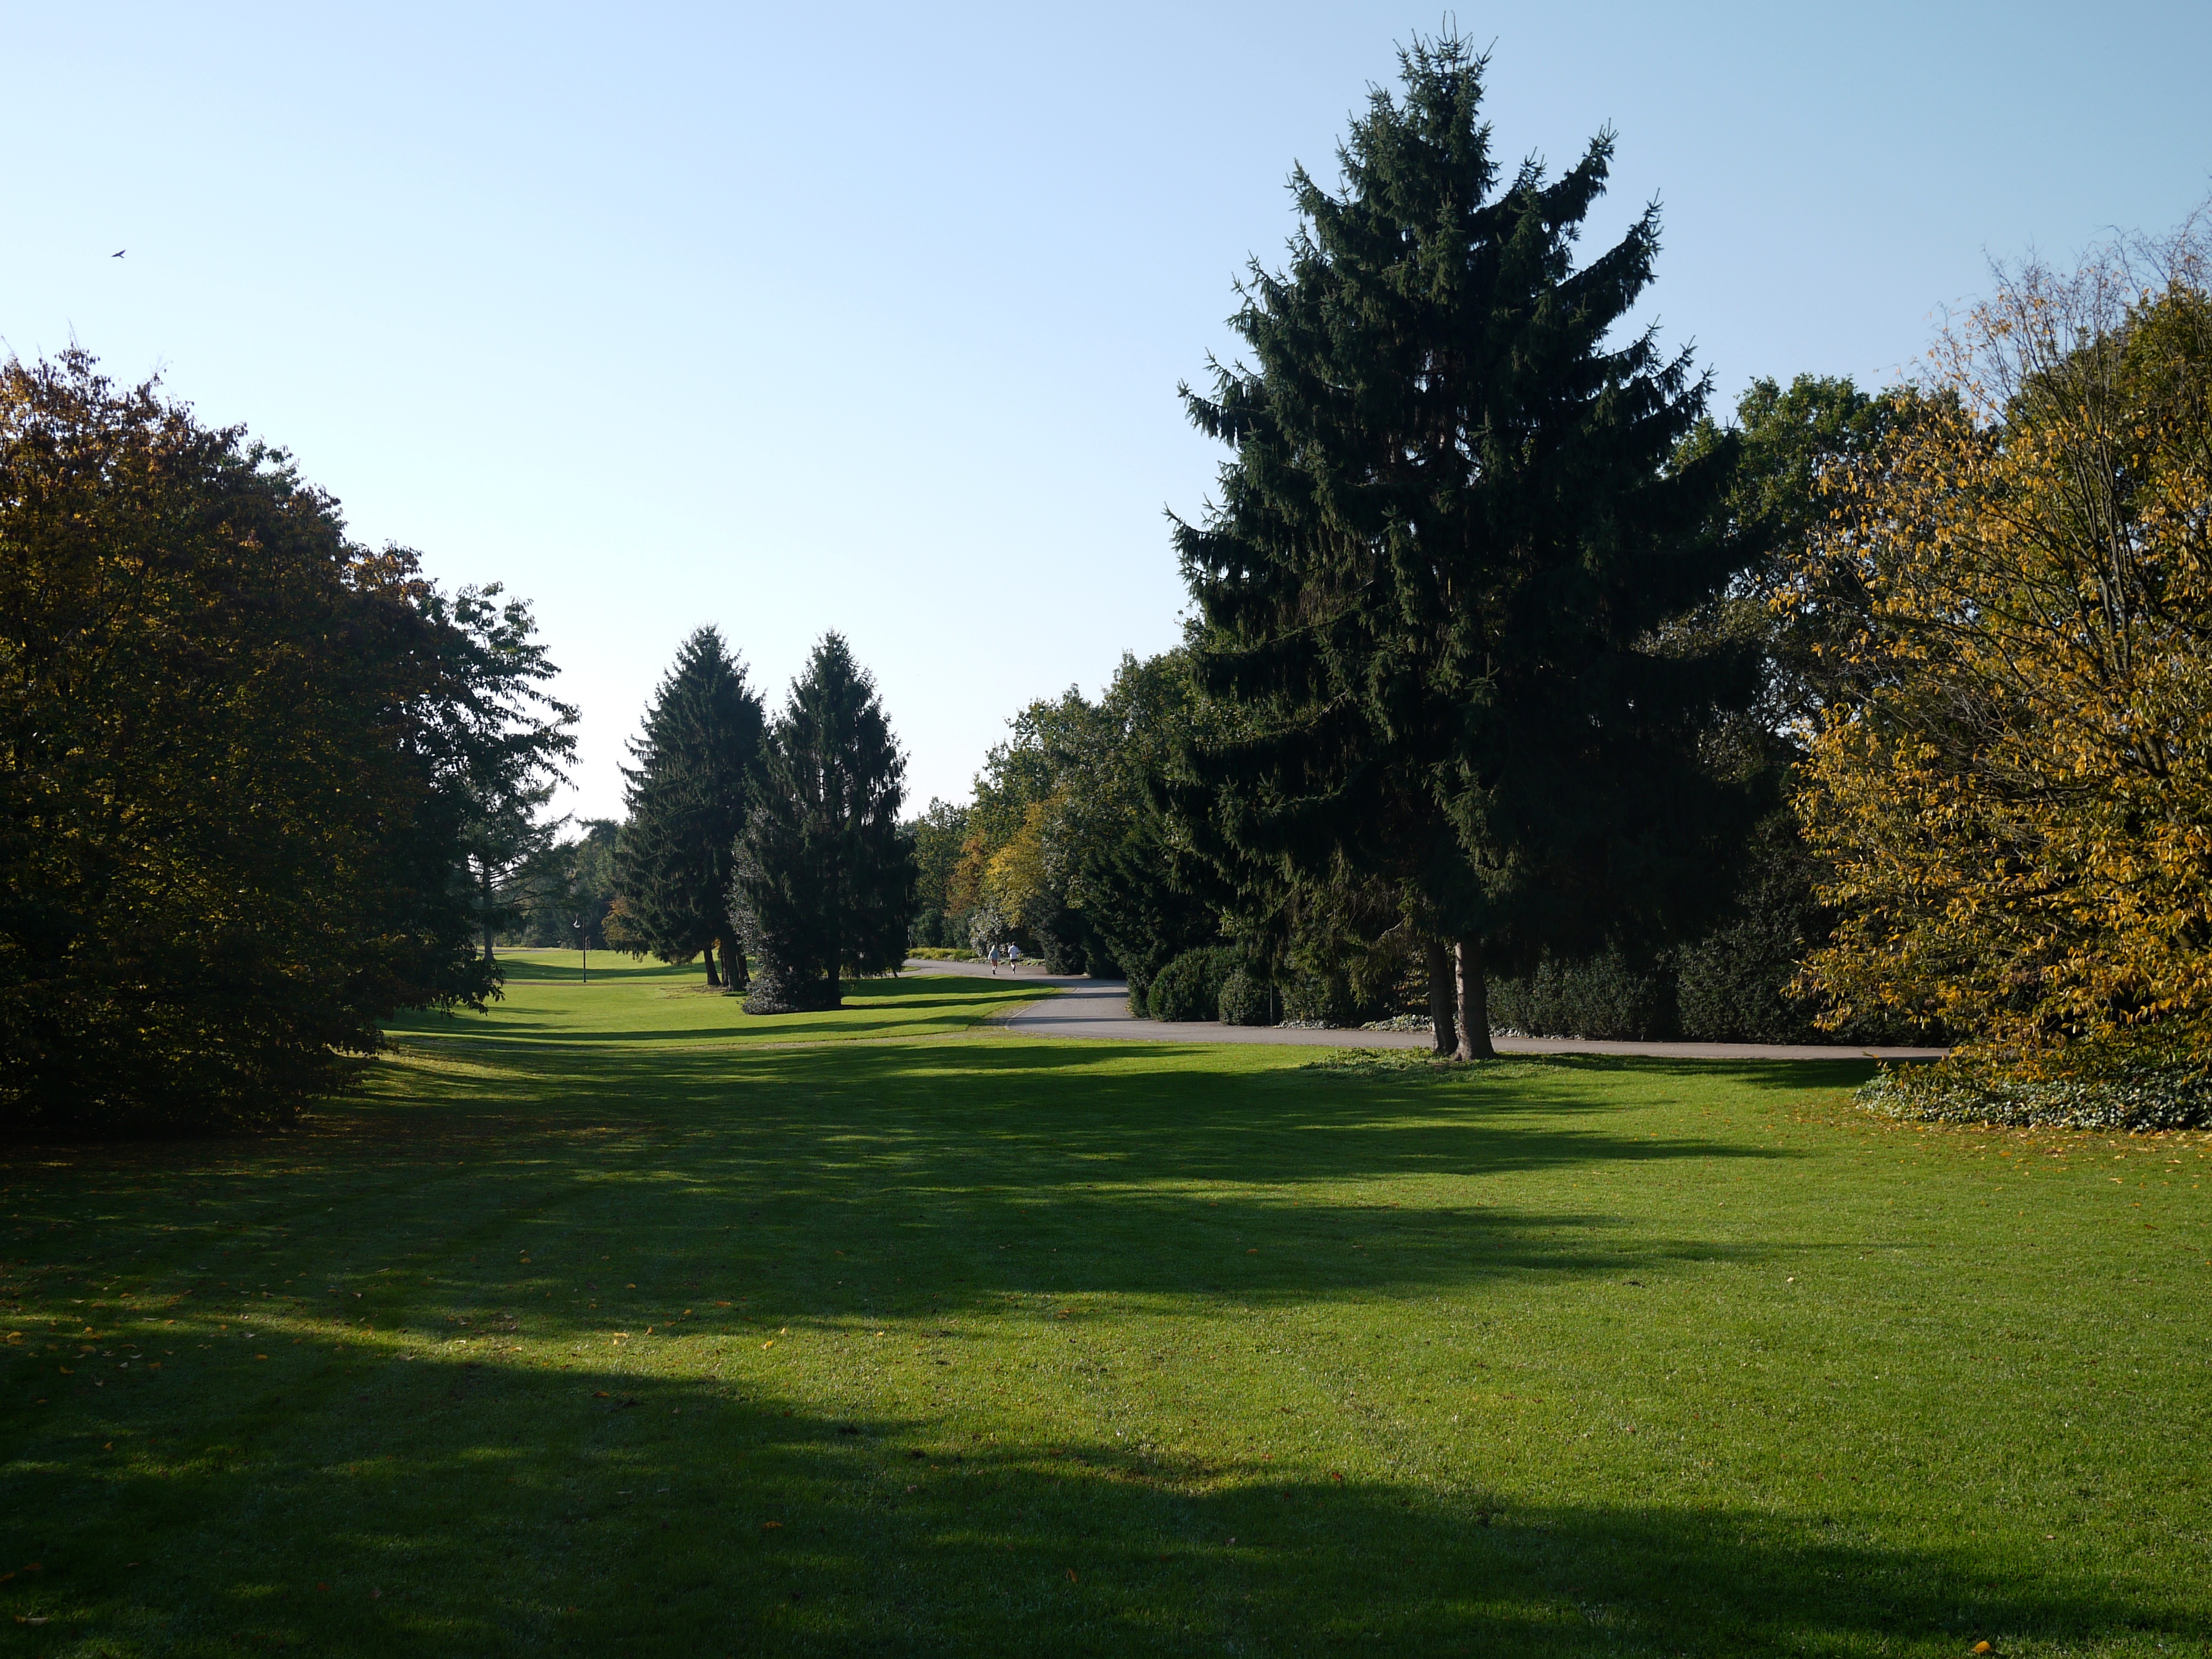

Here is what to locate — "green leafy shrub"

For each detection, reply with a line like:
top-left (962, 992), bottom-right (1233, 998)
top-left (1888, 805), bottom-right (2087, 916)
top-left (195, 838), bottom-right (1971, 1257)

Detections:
top-left (906, 947), bottom-right (975, 961)
top-left (1489, 950), bottom-right (1674, 1041)
top-left (1147, 947), bottom-right (1240, 1022)
top-left (1858, 1057), bottom-right (2206, 1131)
top-left (1217, 968), bottom-right (1275, 1026)
top-left (1279, 968), bottom-right (1369, 1027)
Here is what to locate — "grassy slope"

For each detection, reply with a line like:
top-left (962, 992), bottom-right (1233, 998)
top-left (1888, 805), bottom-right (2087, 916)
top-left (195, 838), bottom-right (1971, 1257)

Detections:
top-left (1, 960), bottom-right (2206, 1656)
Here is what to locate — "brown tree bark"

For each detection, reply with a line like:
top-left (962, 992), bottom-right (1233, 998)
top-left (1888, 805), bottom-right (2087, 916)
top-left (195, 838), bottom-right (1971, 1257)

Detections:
top-left (1426, 938), bottom-right (1458, 1059)
top-left (1454, 937), bottom-right (1496, 1060)
top-left (722, 937), bottom-right (749, 993)
top-left (703, 942), bottom-right (722, 987)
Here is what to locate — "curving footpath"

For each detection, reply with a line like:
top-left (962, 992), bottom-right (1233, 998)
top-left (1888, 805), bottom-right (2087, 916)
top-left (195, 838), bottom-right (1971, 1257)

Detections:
top-left (905, 958), bottom-right (1947, 1062)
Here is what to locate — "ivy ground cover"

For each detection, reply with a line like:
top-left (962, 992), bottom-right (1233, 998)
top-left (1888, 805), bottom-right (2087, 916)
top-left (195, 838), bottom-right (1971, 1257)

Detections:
top-left (2, 960), bottom-right (2206, 1656)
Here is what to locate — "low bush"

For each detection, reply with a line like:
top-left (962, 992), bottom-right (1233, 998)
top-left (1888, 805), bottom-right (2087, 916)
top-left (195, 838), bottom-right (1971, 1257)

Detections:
top-left (1217, 968), bottom-right (1275, 1026)
top-left (906, 947), bottom-right (976, 961)
top-left (1279, 968), bottom-right (1369, 1028)
top-left (1489, 950), bottom-right (1674, 1041)
top-left (1857, 1055), bottom-right (2209, 1131)
top-left (1148, 947), bottom-right (1241, 1022)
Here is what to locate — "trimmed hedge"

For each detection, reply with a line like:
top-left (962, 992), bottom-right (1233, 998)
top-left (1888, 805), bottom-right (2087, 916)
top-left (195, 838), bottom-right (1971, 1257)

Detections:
top-left (1489, 950), bottom-right (1673, 1041)
top-left (1217, 968), bottom-right (1275, 1026)
top-left (1148, 947), bottom-right (1241, 1022)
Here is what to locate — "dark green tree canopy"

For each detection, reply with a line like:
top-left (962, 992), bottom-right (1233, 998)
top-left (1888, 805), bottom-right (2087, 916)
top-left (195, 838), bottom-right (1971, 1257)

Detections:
top-left (731, 633), bottom-right (916, 1013)
top-left (1173, 34), bottom-right (1763, 1041)
top-left (615, 625), bottom-right (763, 986)
top-left (0, 351), bottom-right (495, 1134)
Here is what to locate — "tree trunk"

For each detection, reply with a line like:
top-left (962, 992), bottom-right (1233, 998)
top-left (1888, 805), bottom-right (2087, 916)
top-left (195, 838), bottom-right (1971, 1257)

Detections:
top-left (1453, 937), bottom-right (1496, 1060)
top-left (703, 942), bottom-right (722, 987)
top-left (479, 865), bottom-right (496, 962)
top-left (721, 936), bottom-right (749, 993)
top-left (1426, 939), bottom-right (1458, 1058)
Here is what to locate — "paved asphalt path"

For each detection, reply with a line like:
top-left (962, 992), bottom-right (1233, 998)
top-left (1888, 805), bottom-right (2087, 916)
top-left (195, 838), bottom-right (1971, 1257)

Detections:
top-left (904, 958), bottom-right (1947, 1062)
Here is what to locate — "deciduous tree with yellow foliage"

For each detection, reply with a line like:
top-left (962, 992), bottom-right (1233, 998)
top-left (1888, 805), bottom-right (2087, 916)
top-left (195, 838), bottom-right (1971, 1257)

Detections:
top-left (1791, 216), bottom-right (2212, 1079)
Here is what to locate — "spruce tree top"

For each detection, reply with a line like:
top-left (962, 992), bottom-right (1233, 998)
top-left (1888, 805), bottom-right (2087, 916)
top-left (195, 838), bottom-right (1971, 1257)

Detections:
top-left (1175, 34), bottom-right (1759, 967)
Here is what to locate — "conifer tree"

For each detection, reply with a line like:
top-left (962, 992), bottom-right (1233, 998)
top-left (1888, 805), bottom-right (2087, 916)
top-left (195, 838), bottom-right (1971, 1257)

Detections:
top-left (615, 627), bottom-right (763, 986)
top-left (731, 634), bottom-right (916, 1013)
top-left (1174, 34), bottom-right (1760, 1057)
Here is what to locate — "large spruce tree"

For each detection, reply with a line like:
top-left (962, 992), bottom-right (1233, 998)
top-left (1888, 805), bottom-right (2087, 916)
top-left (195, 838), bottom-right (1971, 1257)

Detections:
top-left (730, 634), bottom-right (916, 1013)
top-left (615, 627), bottom-right (764, 987)
top-left (1174, 35), bottom-right (1760, 1057)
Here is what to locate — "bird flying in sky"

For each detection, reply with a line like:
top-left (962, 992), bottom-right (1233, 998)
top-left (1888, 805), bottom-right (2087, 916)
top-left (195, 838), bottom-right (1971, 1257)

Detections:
top-left (111, 249), bottom-right (124, 258)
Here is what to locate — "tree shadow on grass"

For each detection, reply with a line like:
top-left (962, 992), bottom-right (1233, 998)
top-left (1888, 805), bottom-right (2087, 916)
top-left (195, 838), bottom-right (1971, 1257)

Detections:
top-left (3, 1346), bottom-right (2193, 1657)
top-left (250, 1034), bottom-right (1793, 1312)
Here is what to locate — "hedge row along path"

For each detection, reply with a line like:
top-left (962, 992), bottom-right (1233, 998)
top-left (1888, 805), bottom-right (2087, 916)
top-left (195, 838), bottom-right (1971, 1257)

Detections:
top-left (910, 958), bottom-right (1950, 1062)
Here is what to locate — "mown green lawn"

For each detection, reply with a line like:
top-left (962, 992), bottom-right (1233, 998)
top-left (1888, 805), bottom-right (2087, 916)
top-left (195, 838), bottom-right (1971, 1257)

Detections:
top-left (2, 958), bottom-right (2206, 1656)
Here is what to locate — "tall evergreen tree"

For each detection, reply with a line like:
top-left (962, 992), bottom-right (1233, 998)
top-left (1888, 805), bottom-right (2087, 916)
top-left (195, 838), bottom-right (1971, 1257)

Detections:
top-left (1173, 35), bottom-right (1761, 1057)
top-left (615, 627), bottom-right (763, 987)
top-left (731, 634), bottom-right (916, 1013)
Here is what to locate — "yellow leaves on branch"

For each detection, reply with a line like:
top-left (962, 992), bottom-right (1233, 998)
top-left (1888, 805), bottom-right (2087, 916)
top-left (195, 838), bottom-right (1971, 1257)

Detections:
top-left (1790, 220), bottom-right (2212, 1067)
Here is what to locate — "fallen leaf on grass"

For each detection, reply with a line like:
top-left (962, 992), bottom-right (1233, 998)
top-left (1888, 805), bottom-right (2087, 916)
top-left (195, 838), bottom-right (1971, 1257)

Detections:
top-left (763, 1521), bottom-right (783, 1531)
top-left (1065, 1569), bottom-right (1078, 1584)
top-left (17, 1616), bottom-right (48, 1626)
top-left (594, 1391), bottom-right (609, 1399)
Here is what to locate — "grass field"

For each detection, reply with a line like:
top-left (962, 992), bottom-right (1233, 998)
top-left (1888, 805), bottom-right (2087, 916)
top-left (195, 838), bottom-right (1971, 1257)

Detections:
top-left (2, 956), bottom-right (2207, 1656)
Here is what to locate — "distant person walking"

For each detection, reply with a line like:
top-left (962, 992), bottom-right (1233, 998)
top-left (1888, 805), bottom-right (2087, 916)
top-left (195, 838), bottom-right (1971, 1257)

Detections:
top-left (1007, 942), bottom-right (1023, 972)
top-left (986, 943), bottom-right (1000, 974)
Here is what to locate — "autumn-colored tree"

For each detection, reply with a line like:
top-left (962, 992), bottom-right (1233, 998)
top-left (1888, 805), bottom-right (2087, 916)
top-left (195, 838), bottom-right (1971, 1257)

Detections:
top-left (0, 352), bottom-right (492, 1134)
top-left (1791, 217), bottom-right (2212, 1069)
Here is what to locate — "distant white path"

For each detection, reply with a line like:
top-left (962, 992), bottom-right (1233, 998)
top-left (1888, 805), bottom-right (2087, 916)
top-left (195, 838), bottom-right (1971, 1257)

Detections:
top-left (904, 959), bottom-right (1946, 1061)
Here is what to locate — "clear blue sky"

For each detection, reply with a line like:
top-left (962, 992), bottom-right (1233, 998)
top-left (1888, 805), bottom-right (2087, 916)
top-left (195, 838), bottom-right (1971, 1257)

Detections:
top-left (8, 2), bottom-right (2209, 820)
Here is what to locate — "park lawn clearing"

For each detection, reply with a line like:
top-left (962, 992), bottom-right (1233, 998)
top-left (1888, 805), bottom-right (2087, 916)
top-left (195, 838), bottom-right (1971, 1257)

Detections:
top-left (0, 971), bottom-right (2205, 1656)
top-left (383, 952), bottom-right (1053, 1052)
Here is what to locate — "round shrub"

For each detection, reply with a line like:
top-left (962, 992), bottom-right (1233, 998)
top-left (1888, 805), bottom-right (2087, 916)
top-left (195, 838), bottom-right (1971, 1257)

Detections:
top-left (1217, 968), bottom-right (1275, 1026)
top-left (1147, 947), bottom-right (1240, 1022)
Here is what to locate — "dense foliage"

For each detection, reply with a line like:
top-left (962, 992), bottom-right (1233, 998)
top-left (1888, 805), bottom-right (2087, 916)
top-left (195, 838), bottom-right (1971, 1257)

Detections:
top-left (1171, 34), bottom-right (1762, 1059)
top-left (1146, 945), bottom-right (1241, 1023)
top-left (416, 583), bottom-right (577, 958)
top-left (1791, 227), bottom-right (2212, 1073)
top-left (502, 818), bottom-right (619, 950)
top-left (731, 634), bottom-right (916, 1013)
top-left (0, 353), bottom-right (505, 1134)
top-left (922, 651), bottom-right (1223, 995)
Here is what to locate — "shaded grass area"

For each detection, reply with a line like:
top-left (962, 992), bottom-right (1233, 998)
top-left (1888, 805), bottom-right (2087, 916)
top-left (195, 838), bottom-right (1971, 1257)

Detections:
top-left (1, 975), bottom-right (2208, 1655)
